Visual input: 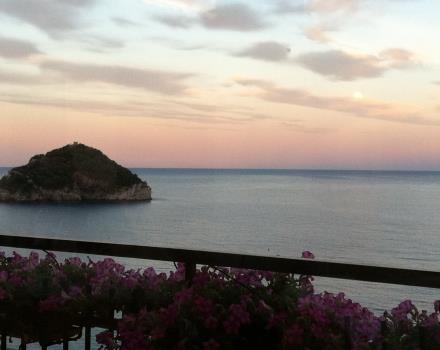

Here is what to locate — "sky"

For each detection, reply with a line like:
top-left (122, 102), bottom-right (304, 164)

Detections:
top-left (0, 0), bottom-right (439, 170)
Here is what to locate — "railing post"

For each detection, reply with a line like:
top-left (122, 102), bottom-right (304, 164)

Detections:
top-left (344, 316), bottom-right (352, 350)
top-left (85, 325), bottom-right (91, 350)
top-left (1, 331), bottom-right (6, 350)
top-left (419, 325), bottom-right (426, 350)
top-left (185, 261), bottom-right (196, 284)
top-left (380, 319), bottom-right (388, 350)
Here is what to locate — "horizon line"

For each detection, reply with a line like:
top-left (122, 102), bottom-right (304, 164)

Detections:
top-left (1, 165), bottom-right (440, 173)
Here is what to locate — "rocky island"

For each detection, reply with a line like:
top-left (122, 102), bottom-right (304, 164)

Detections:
top-left (0, 143), bottom-right (151, 201)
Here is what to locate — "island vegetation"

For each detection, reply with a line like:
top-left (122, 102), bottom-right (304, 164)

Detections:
top-left (0, 143), bottom-right (151, 201)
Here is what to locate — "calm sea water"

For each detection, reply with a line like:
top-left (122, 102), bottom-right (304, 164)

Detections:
top-left (1, 168), bottom-right (440, 314)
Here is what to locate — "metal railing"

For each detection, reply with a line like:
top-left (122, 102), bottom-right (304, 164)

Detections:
top-left (0, 233), bottom-right (439, 349)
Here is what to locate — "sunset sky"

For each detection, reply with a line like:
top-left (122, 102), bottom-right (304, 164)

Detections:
top-left (0, 0), bottom-right (439, 170)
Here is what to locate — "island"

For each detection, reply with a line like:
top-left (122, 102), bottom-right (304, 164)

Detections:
top-left (0, 143), bottom-right (152, 201)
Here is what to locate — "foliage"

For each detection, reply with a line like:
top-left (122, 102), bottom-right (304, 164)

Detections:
top-left (0, 143), bottom-right (142, 193)
top-left (0, 251), bottom-right (439, 349)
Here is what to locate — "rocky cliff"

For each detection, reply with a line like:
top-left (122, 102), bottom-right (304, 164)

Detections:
top-left (0, 143), bottom-right (152, 201)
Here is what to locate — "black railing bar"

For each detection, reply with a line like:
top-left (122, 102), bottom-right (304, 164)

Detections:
top-left (0, 234), bottom-right (439, 289)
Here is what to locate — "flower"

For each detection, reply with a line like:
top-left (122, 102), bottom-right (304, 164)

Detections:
top-left (203, 338), bottom-right (220, 350)
top-left (302, 251), bottom-right (315, 259)
top-left (0, 251), bottom-right (438, 350)
top-left (283, 323), bottom-right (304, 347)
top-left (39, 294), bottom-right (64, 312)
top-left (0, 287), bottom-right (7, 300)
top-left (96, 331), bottom-right (115, 349)
top-left (223, 304), bottom-right (250, 335)
top-left (435, 300), bottom-right (440, 313)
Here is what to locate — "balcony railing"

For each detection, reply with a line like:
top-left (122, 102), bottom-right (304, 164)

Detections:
top-left (0, 233), bottom-right (439, 349)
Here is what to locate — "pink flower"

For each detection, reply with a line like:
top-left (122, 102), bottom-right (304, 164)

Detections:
top-left (267, 312), bottom-right (288, 329)
top-left (194, 296), bottom-right (213, 317)
top-left (159, 304), bottom-right (178, 327)
top-left (151, 327), bottom-right (165, 340)
top-left (203, 338), bottom-right (220, 350)
top-left (68, 285), bottom-right (83, 298)
top-left (174, 287), bottom-right (193, 305)
top-left (0, 288), bottom-right (7, 300)
top-left (39, 294), bottom-right (64, 312)
top-left (223, 304), bottom-right (250, 334)
top-left (9, 275), bottom-right (23, 287)
top-left (143, 267), bottom-right (157, 279)
top-left (29, 252), bottom-right (39, 267)
top-left (96, 331), bottom-right (115, 349)
top-left (434, 300), bottom-right (440, 313)
top-left (204, 316), bottom-right (218, 329)
top-left (283, 324), bottom-right (304, 347)
top-left (0, 271), bottom-right (8, 282)
top-left (302, 251), bottom-right (315, 259)
top-left (66, 257), bottom-right (82, 266)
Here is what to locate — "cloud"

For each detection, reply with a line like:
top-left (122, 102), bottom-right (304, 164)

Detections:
top-left (274, 0), bottom-right (306, 14)
top-left (144, 0), bottom-right (211, 10)
top-left (0, 0), bottom-right (96, 36)
top-left (236, 41), bottom-right (291, 61)
top-left (379, 48), bottom-right (417, 67)
top-left (275, 0), bottom-right (360, 14)
top-left (201, 3), bottom-right (267, 31)
top-left (39, 60), bottom-right (192, 95)
top-left (112, 17), bottom-right (138, 27)
top-left (296, 49), bottom-right (417, 81)
top-left (236, 79), bottom-right (440, 126)
top-left (304, 23), bottom-right (336, 43)
top-left (0, 70), bottom-right (45, 85)
top-left (301, 0), bottom-right (361, 43)
top-left (155, 14), bottom-right (195, 28)
top-left (281, 121), bottom-right (332, 134)
top-left (302, 1), bottom-right (416, 43)
top-left (0, 93), bottom-right (267, 127)
top-left (297, 50), bottom-right (384, 80)
top-left (308, 0), bottom-right (360, 13)
top-left (155, 3), bottom-right (267, 31)
top-left (79, 36), bottom-right (126, 52)
top-left (0, 37), bottom-right (41, 59)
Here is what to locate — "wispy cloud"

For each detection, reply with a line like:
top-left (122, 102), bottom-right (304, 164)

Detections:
top-left (112, 17), bottom-right (139, 27)
top-left (0, 37), bottom-right (41, 59)
top-left (155, 14), bottom-right (195, 28)
top-left (236, 41), bottom-right (291, 62)
top-left (79, 36), bottom-right (126, 52)
top-left (0, 93), bottom-right (270, 127)
top-left (236, 79), bottom-right (440, 126)
top-left (304, 23), bottom-right (337, 43)
top-left (0, 0), bottom-right (97, 36)
top-left (308, 0), bottom-right (360, 13)
top-left (0, 70), bottom-right (45, 85)
top-left (275, 0), bottom-right (360, 15)
top-left (156, 3), bottom-right (267, 31)
top-left (379, 48), bottom-right (418, 68)
top-left (296, 49), bottom-right (418, 81)
top-left (39, 59), bottom-right (192, 95)
top-left (273, 0), bottom-right (306, 14)
top-left (201, 3), bottom-right (266, 31)
top-left (301, 0), bottom-right (361, 43)
top-left (282, 122), bottom-right (333, 134)
top-left (144, 0), bottom-right (212, 10)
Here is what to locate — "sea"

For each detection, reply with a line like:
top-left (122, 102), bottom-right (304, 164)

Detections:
top-left (0, 168), bottom-right (440, 348)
